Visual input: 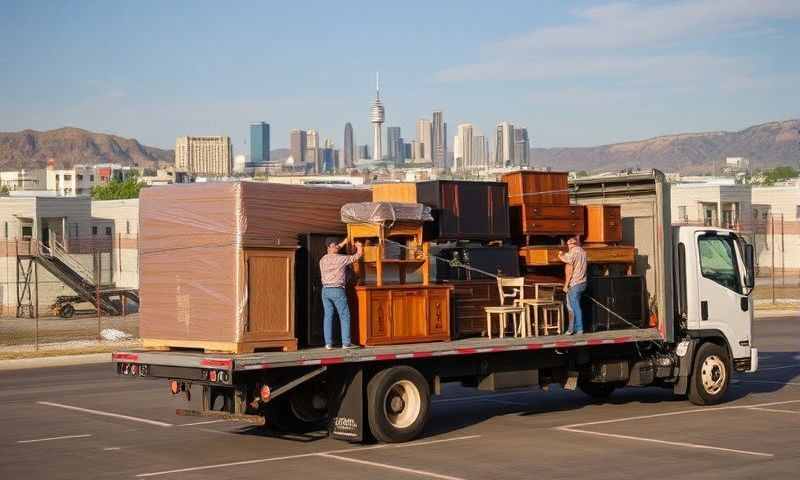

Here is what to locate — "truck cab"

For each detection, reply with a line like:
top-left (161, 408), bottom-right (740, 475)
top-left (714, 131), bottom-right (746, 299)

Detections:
top-left (673, 225), bottom-right (757, 403)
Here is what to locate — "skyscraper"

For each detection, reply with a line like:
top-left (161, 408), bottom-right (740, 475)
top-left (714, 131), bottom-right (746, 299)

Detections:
top-left (358, 144), bottom-right (369, 160)
top-left (290, 129), bottom-right (307, 165)
top-left (370, 73), bottom-right (385, 161)
top-left (386, 126), bottom-right (402, 164)
top-left (432, 111), bottom-right (446, 169)
top-left (416, 119), bottom-right (433, 163)
top-left (495, 122), bottom-right (515, 167)
top-left (249, 122), bottom-right (270, 166)
top-left (343, 122), bottom-right (354, 168)
top-left (307, 129), bottom-right (320, 173)
top-left (454, 124), bottom-right (474, 171)
top-left (514, 128), bottom-right (530, 167)
top-left (473, 135), bottom-right (489, 169)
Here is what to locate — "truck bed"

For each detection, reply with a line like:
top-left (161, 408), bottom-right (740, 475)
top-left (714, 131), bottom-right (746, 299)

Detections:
top-left (113, 328), bottom-right (663, 372)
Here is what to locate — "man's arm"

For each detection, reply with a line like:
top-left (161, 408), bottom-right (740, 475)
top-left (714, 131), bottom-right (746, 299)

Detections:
top-left (342, 241), bottom-right (363, 265)
top-left (563, 263), bottom-right (573, 292)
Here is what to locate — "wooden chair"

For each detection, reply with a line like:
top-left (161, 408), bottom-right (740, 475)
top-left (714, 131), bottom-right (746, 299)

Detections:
top-left (518, 283), bottom-right (564, 336)
top-left (484, 277), bottom-right (526, 338)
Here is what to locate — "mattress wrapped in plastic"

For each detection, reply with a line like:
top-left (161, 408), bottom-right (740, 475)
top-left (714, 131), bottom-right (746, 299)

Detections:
top-left (139, 181), bottom-right (370, 344)
top-left (340, 202), bottom-right (433, 224)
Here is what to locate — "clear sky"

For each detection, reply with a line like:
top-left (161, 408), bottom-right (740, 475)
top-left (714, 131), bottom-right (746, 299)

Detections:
top-left (1, 0), bottom-right (799, 152)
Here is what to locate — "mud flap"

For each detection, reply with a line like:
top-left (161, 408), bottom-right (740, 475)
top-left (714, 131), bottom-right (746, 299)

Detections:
top-left (327, 367), bottom-right (364, 442)
top-left (674, 339), bottom-right (697, 395)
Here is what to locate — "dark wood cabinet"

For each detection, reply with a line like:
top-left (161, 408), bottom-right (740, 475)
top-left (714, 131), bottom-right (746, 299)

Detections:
top-left (416, 180), bottom-right (510, 241)
top-left (581, 275), bottom-right (646, 332)
top-left (355, 285), bottom-right (452, 346)
top-left (584, 205), bottom-right (622, 243)
top-left (449, 280), bottom-right (499, 337)
top-left (434, 245), bottom-right (520, 281)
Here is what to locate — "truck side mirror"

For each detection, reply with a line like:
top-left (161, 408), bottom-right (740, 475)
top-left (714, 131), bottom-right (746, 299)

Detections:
top-left (744, 243), bottom-right (755, 289)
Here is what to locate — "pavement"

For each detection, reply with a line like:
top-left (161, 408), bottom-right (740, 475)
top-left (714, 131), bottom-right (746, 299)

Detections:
top-left (1, 314), bottom-right (798, 479)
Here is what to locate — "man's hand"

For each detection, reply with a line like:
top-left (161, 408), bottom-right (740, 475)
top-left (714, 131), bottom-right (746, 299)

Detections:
top-left (563, 285), bottom-right (569, 293)
top-left (338, 238), bottom-right (349, 249)
top-left (354, 241), bottom-right (363, 252)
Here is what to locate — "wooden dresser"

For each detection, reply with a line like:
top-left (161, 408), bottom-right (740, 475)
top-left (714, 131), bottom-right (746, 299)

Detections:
top-left (584, 205), bottom-right (622, 243)
top-left (355, 284), bottom-right (451, 346)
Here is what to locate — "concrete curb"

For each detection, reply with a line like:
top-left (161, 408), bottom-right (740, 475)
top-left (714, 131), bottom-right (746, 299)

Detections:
top-left (0, 353), bottom-right (111, 371)
top-left (755, 310), bottom-right (799, 319)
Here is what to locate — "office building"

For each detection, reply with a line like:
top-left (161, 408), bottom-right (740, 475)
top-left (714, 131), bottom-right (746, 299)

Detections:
top-left (358, 144), bottom-right (370, 161)
top-left (343, 122), bottom-right (355, 168)
top-left (416, 119), bottom-right (433, 163)
top-left (514, 128), bottom-right (530, 167)
top-left (403, 142), bottom-right (412, 162)
top-left (473, 135), bottom-right (489, 169)
top-left (432, 111), bottom-right (447, 169)
top-left (370, 73), bottom-right (385, 161)
top-left (454, 124), bottom-right (474, 171)
top-left (289, 129), bottom-right (307, 165)
top-left (494, 122), bottom-right (515, 167)
top-left (249, 122), bottom-right (270, 166)
top-left (387, 126), bottom-right (402, 163)
top-left (175, 136), bottom-right (233, 177)
top-left (306, 129), bottom-right (320, 173)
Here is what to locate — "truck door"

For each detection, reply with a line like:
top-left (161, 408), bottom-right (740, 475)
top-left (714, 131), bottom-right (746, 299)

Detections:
top-left (694, 231), bottom-right (751, 359)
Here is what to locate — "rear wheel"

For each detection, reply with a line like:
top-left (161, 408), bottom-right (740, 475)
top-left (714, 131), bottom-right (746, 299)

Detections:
top-left (578, 379), bottom-right (617, 400)
top-left (60, 304), bottom-right (75, 319)
top-left (688, 342), bottom-right (730, 405)
top-left (367, 366), bottom-right (430, 443)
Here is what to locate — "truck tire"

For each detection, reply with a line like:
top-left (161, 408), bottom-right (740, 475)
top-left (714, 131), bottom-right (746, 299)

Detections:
top-left (688, 342), bottom-right (730, 405)
top-left (578, 379), bottom-right (616, 400)
top-left (367, 366), bottom-right (430, 443)
top-left (60, 304), bottom-right (75, 319)
top-left (264, 394), bottom-right (324, 433)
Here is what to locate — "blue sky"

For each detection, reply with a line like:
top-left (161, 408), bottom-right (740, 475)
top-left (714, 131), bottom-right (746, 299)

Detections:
top-left (1, 0), bottom-right (799, 152)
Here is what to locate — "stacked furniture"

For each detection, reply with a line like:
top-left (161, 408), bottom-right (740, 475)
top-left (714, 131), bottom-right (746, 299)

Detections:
top-left (580, 275), bottom-right (646, 332)
top-left (502, 171), bottom-right (584, 242)
top-left (138, 182), bottom-right (370, 353)
top-left (371, 181), bottom-right (518, 339)
top-left (345, 204), bottom-right (451, 347)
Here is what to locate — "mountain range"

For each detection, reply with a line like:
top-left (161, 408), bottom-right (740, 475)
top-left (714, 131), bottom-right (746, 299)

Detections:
top-left (1, 120), bottom-right (798, 173)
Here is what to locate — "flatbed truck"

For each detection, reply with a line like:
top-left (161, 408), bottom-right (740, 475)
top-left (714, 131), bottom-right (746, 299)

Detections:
top-left (113, 170), bottom-right (759, 443)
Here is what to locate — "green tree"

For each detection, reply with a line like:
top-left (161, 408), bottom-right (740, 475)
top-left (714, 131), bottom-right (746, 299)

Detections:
top-left (756, 165), bottom-right (799, 186)
top-left (91, 176), bottom-right (146, 200)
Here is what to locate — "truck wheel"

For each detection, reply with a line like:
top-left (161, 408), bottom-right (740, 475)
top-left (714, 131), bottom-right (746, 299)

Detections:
top-left (367, 366), bottom-right (430, 443)
top-left (578, 379), bottom-right (616, 400)
top-left (60, 304), bottom-right (75, 319)
top-left (265, 394), bottom-right (324, 433)
top-left (688, 342), bottom-right (730, 405)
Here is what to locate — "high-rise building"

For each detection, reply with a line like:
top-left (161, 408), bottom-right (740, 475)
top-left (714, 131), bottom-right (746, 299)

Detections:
top-left (416, 119), bottom-right (433, 163)
top-left (321, 139), bottom-right (337, 173)
top-left (403, 142), bottom-right (412, 162)
top-left (290, 129), bottom-right (307, 165)
top-left (249, 122), bottom-right (270, 166)
top-left (473, 135), bottom-right (489, 169)
top-left (454, 124), bottom-right (474, 171)
top-left (370, 73), bottom-right (385, 161)
top-left (306, 129), bottom-right (320, 172)
top-left (175, 136), bottom-right (233, 176)
top-left (514, 128), bottom-right (530, 167)
top-left (495, 122), bottom-right (515, 167)
top-left (386, 126), bottom-right (402, 163)
top-left (432, 111), bottom-right (447, 169)
top-left (358, 144), bottom-right (369, 160)
top-left (343, 122), bottom-right (355, 168)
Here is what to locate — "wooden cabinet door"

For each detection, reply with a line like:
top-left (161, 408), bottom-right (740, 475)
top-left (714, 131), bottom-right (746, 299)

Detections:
top-left (244, 249), bottom-right (294, 341)
top-left (367, 290), bottom-right (391, 342)
top-left (456, 182), bottom-right (490, 237)
top-left (390, 289), bottom-right (427, 339)
top-left (427, 289), bottom-right (449, 336)
top-left (488, 184), bottom-right (510, 238)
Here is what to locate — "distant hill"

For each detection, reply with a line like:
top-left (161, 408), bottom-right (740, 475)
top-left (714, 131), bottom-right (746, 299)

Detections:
top-left (531, 119), bottom-right (800, 174)
top-left (0, 127), bottom-right (173, 170)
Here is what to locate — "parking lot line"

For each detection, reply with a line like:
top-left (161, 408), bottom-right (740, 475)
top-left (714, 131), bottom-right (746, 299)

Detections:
top-left (37, 401), bottom-right (174, 427)
top-left (747, 407), bottom-right (800, 415)
top-left (319, 453), bottom-right (466, 480)
top-left (136, 434), bottom-right (481, 477)
top-left (554, 399), bottom-right (800, 458)
top-left (177, 420), bottom-right (228, 426)
top-left (17, 434), bottom-right (92, 444)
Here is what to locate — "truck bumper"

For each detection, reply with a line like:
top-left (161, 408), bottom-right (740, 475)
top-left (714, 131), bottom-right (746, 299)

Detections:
top-left (748, 347), bottom-right (758, 373)
top-left (735, 348), bottom-right (758, 373)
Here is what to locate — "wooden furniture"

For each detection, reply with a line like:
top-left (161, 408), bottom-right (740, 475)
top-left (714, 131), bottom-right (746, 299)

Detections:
top-left (502, 171), bottom-right (570, 206)
top-left (347, 221), bottom-right (429, 287)
top-left (517, 282), bottom-right (564, 337)
top-left (584, 204), bottom-right (622, 244)
top-left (138, 181), bottom-right (369, 353)
top-left (371, 183), bottom-right (419, 203)
top-left (582, 275), bottom-right (646, 332)
top-left (355, 284), bottom-right (451, 346)
top-left (449, 280), bottom-right (500, 337)
top-left (519, 245), bottom-right (636, 269)
top-left (484, 277), bottom-right (527, 338)
top-left (433, 245), bottom-right (519, 281)
top-left (416, 181), bottom-right (510, 241)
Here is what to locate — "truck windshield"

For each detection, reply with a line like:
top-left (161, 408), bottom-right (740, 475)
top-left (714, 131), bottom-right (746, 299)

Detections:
top-left (698, 233), bottom-right (741, 294)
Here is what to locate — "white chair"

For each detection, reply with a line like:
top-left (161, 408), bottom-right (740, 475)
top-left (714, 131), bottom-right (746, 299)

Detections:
top-left (484, 277), bottom-right (527, 338)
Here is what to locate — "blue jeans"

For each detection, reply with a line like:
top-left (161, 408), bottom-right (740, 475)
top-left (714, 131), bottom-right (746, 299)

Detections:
top-left (322, 287), bottom-right (352, 346)
top-left (566, 282), bottom-right (587, 333)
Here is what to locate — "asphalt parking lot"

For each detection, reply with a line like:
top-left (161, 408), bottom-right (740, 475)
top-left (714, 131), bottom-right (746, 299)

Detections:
top-left (1, 315), bottom-right (798, 479)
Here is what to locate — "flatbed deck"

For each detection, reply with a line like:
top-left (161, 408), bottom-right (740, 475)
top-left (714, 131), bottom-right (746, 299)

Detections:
top-left (113, 328), bottom-right (663, 372)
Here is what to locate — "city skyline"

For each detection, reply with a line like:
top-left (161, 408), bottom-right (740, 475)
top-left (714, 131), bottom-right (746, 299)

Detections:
top-left (2, 1), bottom-right (799, 151)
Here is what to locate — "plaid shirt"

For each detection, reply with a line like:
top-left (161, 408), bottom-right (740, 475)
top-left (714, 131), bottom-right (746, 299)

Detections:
top-left (319, 252), bottom-right (361, 288)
